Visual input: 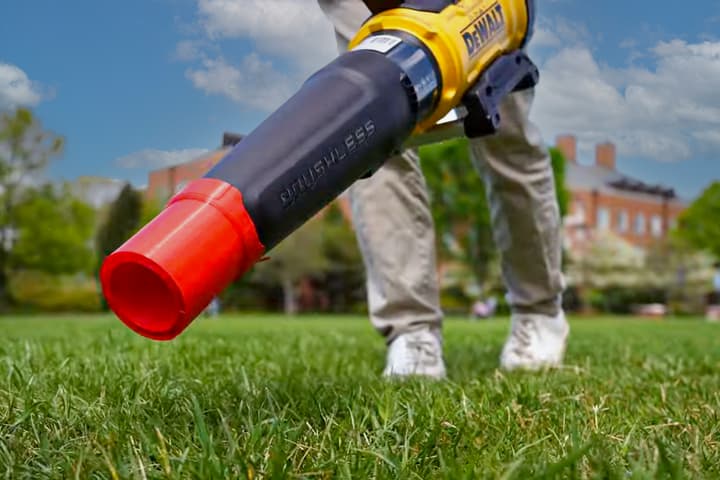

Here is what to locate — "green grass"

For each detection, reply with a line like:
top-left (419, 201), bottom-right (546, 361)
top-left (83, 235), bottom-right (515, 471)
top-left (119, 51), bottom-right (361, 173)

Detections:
top-left (1, 314), bottom-right (719, 479)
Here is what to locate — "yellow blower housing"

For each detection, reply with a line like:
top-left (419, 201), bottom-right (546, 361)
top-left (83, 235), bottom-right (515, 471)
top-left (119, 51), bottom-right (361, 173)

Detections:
top-left (349, 0), bottom-right (534, 132)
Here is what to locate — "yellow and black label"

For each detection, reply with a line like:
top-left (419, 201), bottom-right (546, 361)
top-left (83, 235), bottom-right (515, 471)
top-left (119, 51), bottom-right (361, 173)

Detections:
top-left (349, 0), bottom-right (530, 132)
top-left (462, 3), bottom-right (506, 57)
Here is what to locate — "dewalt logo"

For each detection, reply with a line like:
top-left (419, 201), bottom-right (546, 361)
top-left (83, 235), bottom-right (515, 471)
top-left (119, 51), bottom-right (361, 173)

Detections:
top-left (462, 2), bottom-right (505, 57)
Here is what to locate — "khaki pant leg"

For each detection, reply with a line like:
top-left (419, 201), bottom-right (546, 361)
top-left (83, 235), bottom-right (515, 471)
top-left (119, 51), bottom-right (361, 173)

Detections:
top-left (317, 0), bottom-right (443, 341)
top-left (469, 89), bottom-right (565, 316)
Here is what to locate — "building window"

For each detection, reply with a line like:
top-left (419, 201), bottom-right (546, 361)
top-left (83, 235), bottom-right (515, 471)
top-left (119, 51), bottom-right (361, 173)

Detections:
top-left (617, 210), bottom-right (629, 233)
top-left (597, 208), bottom-right (611, 231)
top-left (635, 213), bottom-right (646, 235)
top-left (651, 214), bottom-right (663, 237)
top-left (574, 201), bottom-right (586, 222)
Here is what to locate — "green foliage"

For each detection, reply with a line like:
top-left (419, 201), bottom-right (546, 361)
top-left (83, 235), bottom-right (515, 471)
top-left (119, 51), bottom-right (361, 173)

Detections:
top-left (320, 203), bottom-right (362, 268)
top-left (252, 216), bottom-right (331, 313)
top-left (676, 181), bottom-right (720, 260)
top-left (549, 146), bottom-right (570, 217)
top-left (0, 107), bottom-right (63, 173)
top-left (569, 232), bottom-right (715, 314)
top-left (318, 204), bottom-right (366, 312)
top-left (439, 284), bottom-right (475, 314)
top-left (253, 217), bottom-right (330, 284)
top-left (9, 271), bottom-right (102, 312)
top-left (0, 108), bottom-right (64, 226)
top-left (569, 231), bottom-right (648, 290)
top-left (1, 315), bottom-right (719, 477)
top-left (0, 108), bottom-right (65, 305)
top-left (139, 195), bottom-right (164, 230)
top-left (222, 204), bottom-right (364, 314)
top-left (588, 287), bottom-right (667, 314)
top-left (645, 236), bottom-right (716, 314)
top-left (420, 138), bottom-right (495, 291)
top-left (95, 183), bottom-right (143, 259)
top-left (11, 184), bottom-right (96, 275)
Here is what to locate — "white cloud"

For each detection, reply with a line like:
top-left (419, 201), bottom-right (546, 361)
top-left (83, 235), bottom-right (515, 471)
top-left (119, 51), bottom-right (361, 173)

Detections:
top-left (179, 5), bottom-right (720, 165)
top-left (531, 27), bottom-right (561, 49)
top-left (185, 54), bottom-right (296, 111)
top-left (0, 63), bottom-right (43, 110)
top-left (196, 0), bottom-right (337, 70)
top-left (115, 148), bottom-right (210, 169)
top-left (174, 40), bottom-right (207, 61)
top-left (531, 17), bottom-right (592, 52)
top-left (531, 38), bottom-right (720, 162)
top-left (692, 130), bottom-right (720, 149)
top-left (179, 0), bottom-right (339, 109)
top-left (71, 177), bottom-right (127, 208)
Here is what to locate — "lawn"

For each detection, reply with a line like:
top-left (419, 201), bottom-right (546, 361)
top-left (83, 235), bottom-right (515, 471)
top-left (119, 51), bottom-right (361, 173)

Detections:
top-left (1, 314), bottom-right (719, 479)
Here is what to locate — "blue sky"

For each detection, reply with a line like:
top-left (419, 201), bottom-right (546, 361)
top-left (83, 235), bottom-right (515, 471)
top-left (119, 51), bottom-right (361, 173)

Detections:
top-left (1, 0), bottom-right (718, 199)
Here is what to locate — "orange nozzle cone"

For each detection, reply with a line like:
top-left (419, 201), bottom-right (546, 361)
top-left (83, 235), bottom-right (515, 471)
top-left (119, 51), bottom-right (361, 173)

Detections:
top-left (100, 178), bottom-right (264, 340)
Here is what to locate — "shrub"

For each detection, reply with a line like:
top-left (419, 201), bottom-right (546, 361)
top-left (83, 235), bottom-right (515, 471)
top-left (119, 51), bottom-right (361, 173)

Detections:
top-left (10, 271), bottom-right (102, 312)
top-left (588, 287), bottom-right (666, 315)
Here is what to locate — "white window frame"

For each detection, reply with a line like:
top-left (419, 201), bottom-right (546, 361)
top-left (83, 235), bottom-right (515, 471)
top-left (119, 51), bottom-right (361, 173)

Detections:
top-left (635, 213), bottom-right (646, 235)
top-left (617, 210), bottom-right (629, 233)
top-left (597, 208), bottom-right (611, 231)
top-left (651, 215), bottom-right (663, 238)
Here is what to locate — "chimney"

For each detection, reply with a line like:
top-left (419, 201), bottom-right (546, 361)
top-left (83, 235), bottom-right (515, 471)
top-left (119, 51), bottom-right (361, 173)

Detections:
top-left (596, 142), bottom-right (616, 170)
top-left (556, 135), bottom-right (577, 163)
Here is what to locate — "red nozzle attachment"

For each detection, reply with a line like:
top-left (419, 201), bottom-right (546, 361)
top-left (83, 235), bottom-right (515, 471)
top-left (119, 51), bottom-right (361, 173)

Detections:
top-left (100, 178), bottom-right (264, 340)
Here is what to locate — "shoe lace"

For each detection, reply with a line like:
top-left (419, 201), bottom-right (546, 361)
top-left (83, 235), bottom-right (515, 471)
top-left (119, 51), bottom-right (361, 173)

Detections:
top-left (404, 337), bottom-right (439, 367)
top-left (509, 317), bottom-right (537, 356)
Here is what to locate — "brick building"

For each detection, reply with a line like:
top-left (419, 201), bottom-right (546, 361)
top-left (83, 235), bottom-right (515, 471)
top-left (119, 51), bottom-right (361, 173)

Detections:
top-left (557, 134), bottom-right (687, 253)
top-left (145, 132), bottom-right (354, 219)
top-left (145, 132), bottom-right (687, 255)
top-left (145, 133), bottom-right (244, 201)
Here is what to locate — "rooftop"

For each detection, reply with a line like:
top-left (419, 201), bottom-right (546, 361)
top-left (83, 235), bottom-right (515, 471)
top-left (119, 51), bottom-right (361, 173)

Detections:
top-left (557, 135), bottom-right (685, 204)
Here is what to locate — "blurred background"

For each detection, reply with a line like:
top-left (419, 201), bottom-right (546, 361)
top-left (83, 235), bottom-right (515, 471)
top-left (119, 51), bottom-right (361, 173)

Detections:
top-left (0, 0), bottom-right (718, 320)
top-left (0, 114), bottom-right (718, 320)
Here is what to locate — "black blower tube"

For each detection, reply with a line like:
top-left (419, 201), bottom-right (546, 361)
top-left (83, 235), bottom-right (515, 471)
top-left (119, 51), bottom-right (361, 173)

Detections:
top-left (206, 38), bottom-right (440, 249)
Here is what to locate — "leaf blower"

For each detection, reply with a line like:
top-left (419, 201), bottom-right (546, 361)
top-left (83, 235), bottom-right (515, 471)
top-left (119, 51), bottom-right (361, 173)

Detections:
top-left (100, 0), bottom-right (539, 340)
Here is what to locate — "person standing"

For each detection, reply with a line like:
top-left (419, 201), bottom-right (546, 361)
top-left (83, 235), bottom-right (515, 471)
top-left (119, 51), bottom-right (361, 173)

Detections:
top-left (317, 0), bottom-right (569, 377)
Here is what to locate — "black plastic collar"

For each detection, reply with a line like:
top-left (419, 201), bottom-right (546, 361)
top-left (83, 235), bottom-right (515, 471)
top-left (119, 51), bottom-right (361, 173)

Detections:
top-left (520, 0), bottom-right (536, 48)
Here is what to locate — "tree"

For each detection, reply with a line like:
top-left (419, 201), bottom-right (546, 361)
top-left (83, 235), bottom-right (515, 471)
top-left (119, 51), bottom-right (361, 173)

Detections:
top-left (139, 196), bottom-right (164, 230)
top-left (566, 232), bottom-right (715, 314)
top-left (420, 138), bottom-right (495, 294)
top-left (252, 216), bottom-right (329, 315)
top-left (12, 183), bottom-right (95, 275)
top-left (0, 108), bottom-right (64, 306)
top-left (320, 203), bottom-right (361, 265)
top-left (95, 183), bottom-right (143, 260)
top-left (319, 202), bottom-right (365, 312)
top-left (566, 232), bottom-right (659, 313)
top-left (568, 231), bottom-right (649, 290)
top-left (675, 181), bottom-right (720, 260)
top-left (94, 184), bottom-right (143, 310)
top-left (549, 147), bottom-right (570, 217)
top-left (218, 203), bottom-right (364, 314)
top-left (645, 235), bottom-right (715, 314)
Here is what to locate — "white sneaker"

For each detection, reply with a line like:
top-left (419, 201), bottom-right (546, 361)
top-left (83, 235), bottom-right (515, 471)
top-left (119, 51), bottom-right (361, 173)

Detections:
top-left (383, 329), bottom-right (447, 379)
top-left (500, 311), bottom-right (570, 371)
